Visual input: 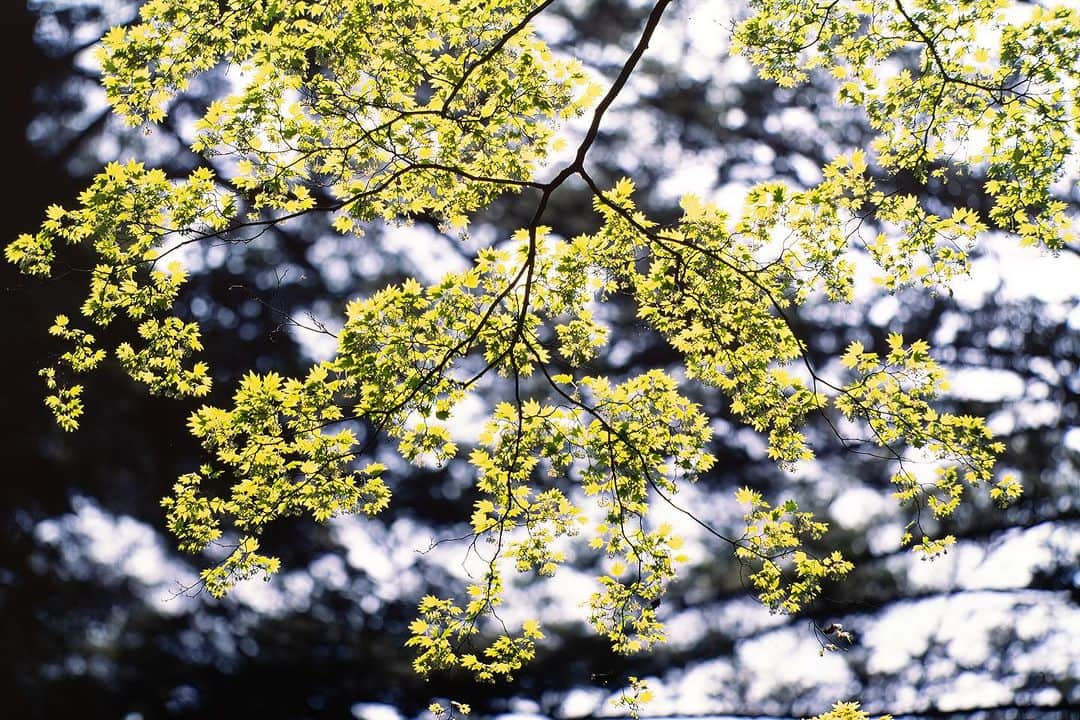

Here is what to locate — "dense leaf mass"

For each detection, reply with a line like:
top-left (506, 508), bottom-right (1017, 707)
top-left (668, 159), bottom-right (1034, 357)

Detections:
top-left (4, 0), bottom-right (1078, 717)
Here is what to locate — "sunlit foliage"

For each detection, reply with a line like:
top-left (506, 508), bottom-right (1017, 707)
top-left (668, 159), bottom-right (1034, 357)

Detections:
top-left (9, 0), bottom-right (1076, 697)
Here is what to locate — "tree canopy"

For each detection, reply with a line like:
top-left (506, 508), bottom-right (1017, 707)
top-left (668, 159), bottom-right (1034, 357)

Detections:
top-left (5, 0), bottom-right (1079, 717)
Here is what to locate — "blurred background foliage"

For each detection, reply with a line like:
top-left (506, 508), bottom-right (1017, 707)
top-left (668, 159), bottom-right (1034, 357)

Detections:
top-left (1, 1), bottom-right (1077, 718)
